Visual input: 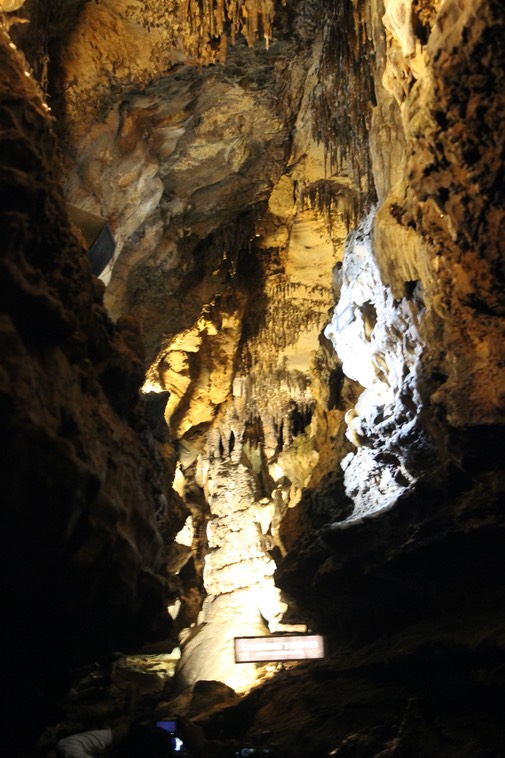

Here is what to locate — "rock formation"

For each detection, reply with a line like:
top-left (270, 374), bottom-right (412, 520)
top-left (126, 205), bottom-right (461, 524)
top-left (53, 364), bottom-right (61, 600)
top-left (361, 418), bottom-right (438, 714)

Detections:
top-left (1, 0), bottom-right (505, 755)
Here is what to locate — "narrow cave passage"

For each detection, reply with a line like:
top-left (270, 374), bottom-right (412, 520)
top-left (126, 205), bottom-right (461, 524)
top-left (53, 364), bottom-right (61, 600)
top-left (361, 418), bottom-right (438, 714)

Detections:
top-left (143, 204), bottom-right (341, 693)
top-left (2, 1), bottom-right (505, 757)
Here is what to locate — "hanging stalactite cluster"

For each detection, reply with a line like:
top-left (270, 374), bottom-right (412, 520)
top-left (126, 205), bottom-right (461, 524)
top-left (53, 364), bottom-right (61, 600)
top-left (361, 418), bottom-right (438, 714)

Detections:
top-left (312, 0), bottom-right (377, 217)
top-left (298, 178), bottom-right (362, 230)
top-left (179, 0), bottom-right (286, 63)
top-left (210, 363), bottom-right (313, 458)
top-left (243, 274), bottom-right (331, 360)
top-left (247, 369), bottom-right (314, 461)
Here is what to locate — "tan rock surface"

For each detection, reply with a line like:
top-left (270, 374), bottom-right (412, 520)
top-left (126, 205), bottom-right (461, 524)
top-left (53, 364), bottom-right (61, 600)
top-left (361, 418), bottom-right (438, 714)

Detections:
top-left (3, 0), bottom-right (505, 753)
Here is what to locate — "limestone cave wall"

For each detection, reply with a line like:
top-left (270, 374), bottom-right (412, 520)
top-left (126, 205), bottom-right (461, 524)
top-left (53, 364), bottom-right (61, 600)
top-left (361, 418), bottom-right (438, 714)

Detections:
top-left (278, 0), bottom-right (505, 635)
top-left (1, 0), bottom-right (505, 755)
top-left (0, 21), bottom-right (187, 747)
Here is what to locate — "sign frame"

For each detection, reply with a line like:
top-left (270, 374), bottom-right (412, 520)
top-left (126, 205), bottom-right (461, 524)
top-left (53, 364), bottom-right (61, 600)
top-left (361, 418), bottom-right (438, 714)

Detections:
top-left (234, 634), bottom-right (325, 664)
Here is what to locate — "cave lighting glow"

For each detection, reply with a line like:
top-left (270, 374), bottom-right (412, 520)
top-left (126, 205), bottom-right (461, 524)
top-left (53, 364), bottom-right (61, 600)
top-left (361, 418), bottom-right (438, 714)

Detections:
top-left (175, 514), bottom-right (194, 548)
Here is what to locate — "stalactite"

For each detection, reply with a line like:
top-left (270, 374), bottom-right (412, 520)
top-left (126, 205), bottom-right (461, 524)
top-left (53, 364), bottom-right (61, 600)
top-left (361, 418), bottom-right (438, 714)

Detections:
top-left (245, 272), bottom-right (332, 365)
top-left (298, 178), bottom-right (360, 230)
top-left (312, 0), bottom-right (377, 219)
top-left (251, 370), bottom-right (314, 450)
top-left (179, 0), bottom-right (285, 63)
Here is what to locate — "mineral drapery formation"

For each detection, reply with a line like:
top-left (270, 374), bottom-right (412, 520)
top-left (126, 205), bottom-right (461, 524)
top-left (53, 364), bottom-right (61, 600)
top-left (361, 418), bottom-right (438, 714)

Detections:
top-left (2, 0), bottom-right (505, 754)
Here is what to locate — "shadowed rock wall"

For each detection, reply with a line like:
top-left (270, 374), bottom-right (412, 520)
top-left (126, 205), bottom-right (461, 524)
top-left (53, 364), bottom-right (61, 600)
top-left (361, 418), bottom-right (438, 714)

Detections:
top-left (0, 29), bottom-right (185, 747)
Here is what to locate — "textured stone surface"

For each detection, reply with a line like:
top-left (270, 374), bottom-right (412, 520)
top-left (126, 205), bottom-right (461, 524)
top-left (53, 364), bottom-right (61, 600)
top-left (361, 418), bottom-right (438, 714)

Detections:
top-left (50, 0), bottom-right (347, 694)
top-left (3, 0), bottom-right (505, 754)
top-left (0, 29), bottom-right (184, 747)
top-left (276, 0), bottom-right (505, 688)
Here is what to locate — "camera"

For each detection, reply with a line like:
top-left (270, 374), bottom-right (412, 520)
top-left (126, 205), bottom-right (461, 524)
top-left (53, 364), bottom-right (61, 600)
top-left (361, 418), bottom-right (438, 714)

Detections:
top-left (156, 719), bottom-right (184, 753)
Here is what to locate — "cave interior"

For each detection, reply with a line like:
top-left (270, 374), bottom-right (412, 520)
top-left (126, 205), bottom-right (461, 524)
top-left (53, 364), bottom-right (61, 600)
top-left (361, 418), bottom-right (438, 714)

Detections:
top-left (1, 0), bottom-right (505, 756)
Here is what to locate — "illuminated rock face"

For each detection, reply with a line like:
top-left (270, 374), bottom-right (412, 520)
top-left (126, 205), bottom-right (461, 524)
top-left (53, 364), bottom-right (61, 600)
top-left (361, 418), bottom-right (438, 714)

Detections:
top-left (51, 0), bottom-right (349, 691)
top-left (277, 0), bottom-right (505, 648)
top-left (0, 0), bottom-right (25, 10)
top-left (50, 0), bottom-right (505, 693)
top-left (324, 212), bottom-right (424, 521)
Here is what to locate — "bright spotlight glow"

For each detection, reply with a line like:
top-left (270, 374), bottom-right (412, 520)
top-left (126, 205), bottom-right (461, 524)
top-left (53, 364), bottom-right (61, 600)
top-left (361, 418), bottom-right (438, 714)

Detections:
top-left (142, 378), bottom-right (163, 393)
top-left (175, 515), bottom-right (194, 547)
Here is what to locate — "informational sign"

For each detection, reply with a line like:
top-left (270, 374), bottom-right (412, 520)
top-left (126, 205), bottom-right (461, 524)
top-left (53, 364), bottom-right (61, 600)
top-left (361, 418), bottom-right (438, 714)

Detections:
top-left (234, 634), bottom-right (325, 663)
top-left (335, 304), bottom-right (354, 331)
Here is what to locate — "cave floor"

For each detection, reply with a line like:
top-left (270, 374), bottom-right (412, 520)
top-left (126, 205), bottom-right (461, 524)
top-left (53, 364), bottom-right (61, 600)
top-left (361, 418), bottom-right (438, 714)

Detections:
top-left (37, 607), bottom-right (505, 757)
